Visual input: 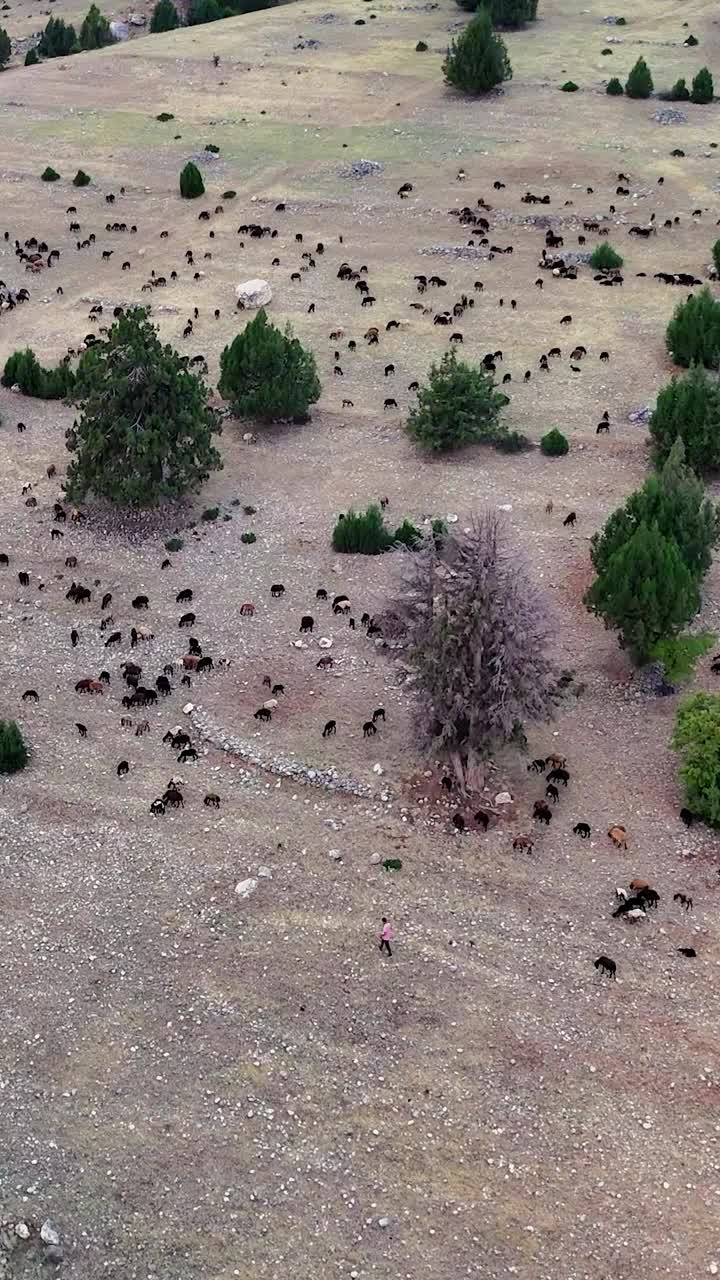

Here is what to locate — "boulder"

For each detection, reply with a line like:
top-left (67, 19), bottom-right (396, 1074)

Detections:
top-left (110, 20), bottom-right (129, 38)
top-left (235, 278), bottom-right (272, 309)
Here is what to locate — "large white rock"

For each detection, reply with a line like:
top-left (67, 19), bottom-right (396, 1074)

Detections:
top-left (235, 877), bottom-right (258, 899)
top-left (235, 278), bottom-right (272, 309)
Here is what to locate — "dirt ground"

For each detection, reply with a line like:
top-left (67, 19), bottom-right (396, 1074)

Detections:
top-left (2, 0), bottom-right (720, 1277)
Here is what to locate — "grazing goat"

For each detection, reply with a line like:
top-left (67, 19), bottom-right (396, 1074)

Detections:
top-left (573, 822), bottom-right (591, 839)
top-left (673, 892), bottom-right (693, 911)
top-left (608, 825), bottom-right (627, 849)
top-left (594, 955), bottom-right (616, 979)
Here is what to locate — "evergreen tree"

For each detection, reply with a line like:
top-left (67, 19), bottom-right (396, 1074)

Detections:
top-left (444, 6), bottom-right (512, 95)
top-left (65, 307), bottom-right (222, 505)
top-left (332, 505), bottom-right (393, 554)
top-left (584, 522), bottom-right (699, 663)
top-left (385, 513), bottom-right (557, 782)
top-left (73, 169), bottom-right (91, 187)
top-left (179, 161), bottom-right (205, 198)
top-left (625, 56), bottom-right (653, 98)
top-left (37, 16), bottom-right (79, 57)
top-left (713, 238), bottom-right (720, 276)
top-left (1, 349), bottom-right (75, 399)
top-left (540, 428), bottom-right (568, 456)
top-left (0, 720), bottom-right (28, 774)
top-left (606, 76), bottom-right (623, 95)
top-left (666, 287), bottom-right (720, 369)
top-left (218, 308), bottom-right (321, 423)
top-left (150, 0), bottom-right (180, 31)
top-left (456, 0), bottom-right (536, 25)
top-left (25, 47), bottom-right (39, 64)
top-left (406, 348), bottom-right (508, 451)
top-left (187, 0), bottom-right (226, 23)
top-left (669, 76), bottom-right (689, 101)
top-left (673, 693), bottom-right (720, 825)
top-left (79, 3), bottom-right (115, 49)
top-left (591, 439), bottom-right (720, 581)
top-left (691, 66), bottom-right (713, 104)
top-left (0, 26), bottom-right (11, 67)
top-left (650, 363), bottom-right (720, 473)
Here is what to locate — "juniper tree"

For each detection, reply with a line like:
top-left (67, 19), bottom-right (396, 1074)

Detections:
top-left (690, 66), bottom-right (713, 104)
top-left (650, 363), bottom-right (720, 473)
top-left (444, 6), bottom-right (512, 95)
top-left (0, 26), bottom-right (11, 67)
top-left (150, 0), bottom-right (180, 30)
top-left (0, 720), bottom-right (28, 774)
top-left (385, 513), bottom-right (558, 787)
top-left (65, 307), bottom-right (222, 505)
top-left (179, 161), bottom-right (205, 198)
top-left (79, 3), bottom-right (115, 49)
top-left (37, 16), bottom-right (78, 56)
top-left (666, 288), bottom-right (720, 369)
top-left (406, 348), bottom-right (508, 451)
top-left (625, 56), bottom-right (653, 98)
top-left (218, 308), bottom-right (321, 423)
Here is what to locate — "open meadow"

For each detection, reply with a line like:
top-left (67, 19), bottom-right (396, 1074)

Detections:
top-left (2, 0), bottom-right (720, 1276)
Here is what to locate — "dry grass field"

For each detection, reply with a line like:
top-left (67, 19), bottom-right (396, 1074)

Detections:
top-left (2, 0), bottom-right (720, 1277)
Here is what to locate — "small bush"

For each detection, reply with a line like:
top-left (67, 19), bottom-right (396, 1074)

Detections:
top-left (606, 76), bottom-right (623, 95)
top-left (201, 506), bottom-right (219, 521)
top-left (601, 48), bottom-right (612, 55)
top-left (72, 169), bottom-right (91, 187)
top-left (494, 429), bottom-right (531, 453)
top-left (223, 189), bottom-right (237, 199)
top-left (416, 40), bottom-right (428, 51)
top-left (41, 167), bottom-right (60, 182)
top-left (156, 111), bottom-right (175, 121)
top-left (242, 503), bottom-right (256, 515)
top-left (684, 33), bottom-right (698, 46)
top-left (540, 428), bottom-right (569, 457)
top-left (0, 720), bottom-right (28, 774)
top-left (673, 692), bottom-right (720, 825)
top-left (561, 80), bottom-right (578, 92)
top-left (589, 242), bottom-right (624, 270)
top-left (615, 15), bottom-right (626, 24)
top-left (179, 161), bottom-right (205, 199)
top-left (668, 77), bottom-right (689, 101)
top-left (332, 505), bottom-right (392, 555)
top-left (650, 631), bottom-right (715, 683)
top-left (25, 48), bottom-right (40, 65)
top-left (165, 535), bottom-right (184, 552)
top-left (241, 530), bottom-right (256, 544)
top-left (393, 519), bottom-right (422, 548)
top-left (625, 56), bottom-right (653, 99)
top-left (2, 349), bottom-right (75, 398)
top-left (431, 517), bottom-right (448, 548)
top-left (205, 143), bottom-right (220, 154)
top-left (691, 67), bottom-right (713, 104)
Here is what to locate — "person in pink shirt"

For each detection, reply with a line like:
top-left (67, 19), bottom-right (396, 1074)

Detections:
top-left (379, 917), bottom-right (394, 957)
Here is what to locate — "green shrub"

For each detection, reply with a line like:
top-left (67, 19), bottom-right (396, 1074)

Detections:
top-left (0, 720), bottom-right (28, 774)
top-left (713, 240), bottom-right (720, 276)
top-left (156, 111), bottom-right (175, 121)
top-left (1, 349), bottom-right (75, 398)
top-left (0, 25), bottom-right (11, 67)
top-left (25, 47), bottom-right (40, 65)
top-left (407, 348), bottom-right (508, 452)
top-left (72, 169), bottom-right (91, 187)
top-left (601, 47), bottom-right (612, 55)
top-left (179, 161), bottom-right (205, 199)
top-left (383, 858), bottom-right (403, 871)
top-left (241, 530), bottom-right (256, 544)
top-left (673, 693), bottom-right (720, 824)
top-left (443, 6), bottom-right (512, 95)
top-left (684, 33), bottom-right (698, 46)
top-left (223, 189), bottom-right (237, 199)
top-left (219, 308), bottom-right (321, 423)
top-left (625, 56), bottom-right (653, 98)
top-left (150, 0), bottom-right (180, 31)
top-left (415, 39), bottom-right (428, 51)
top-left (690, 66), bottom-right (713, 104)
top-left (668, 77), bottom-right (689, 101)
top-left (561, 80), bottom-right (578, 92)
top-left (37, 16), bottom-right (78, 57)
top-left (666, 287), bottom-right (720, 369)
top-left (41, 167), bottom-right (60, 182)
top-left (201, 506), bottom-right (220, 521)
top-left (393, 519), bottom-right (422, 548)
top-left (493, 429), bottom-right (531, 453)
top-left (79, 3), bottom-right (115, 50)
top-left (205, 143), bottom-right (220, 154)
top-left (615, 15), bottom-right (626, 24)
top-left (431, 517), bottom-right (448, 548)
top-left (458, 0), bottom-right (537, 27)
top-left (650, 364), bottom-right (720, 473)
top-left (187, 0), bottom-right (226, 23)
top-left (332, 505), bottom-right (393, 555)
top-left (589, 241), bottom-right (624, 270)
top-left (165, 535), bottom-right (184, 552)
top-left (540, 428), bottom-right (569, 456)
top-left (606, 76), bottom-right (623, 95)
top-left (650, 631), bottom-right (715, 683)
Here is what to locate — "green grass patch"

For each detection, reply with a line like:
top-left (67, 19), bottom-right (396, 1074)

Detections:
top-left (650, 631), bottom-right (715, 683)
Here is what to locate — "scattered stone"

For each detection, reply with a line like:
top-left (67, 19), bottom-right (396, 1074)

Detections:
top-left (495, 791), bottom-right (513, 805)
top-left (345, 159), bottom-right (384, 178)
top-left (318, 636), bottom-right (333, 648)
top-left (257, 865), bottom-right (273, 879)
top-left (109, 19), bottom-right (129, 38)
top-left (13, 1225), bottom-right (29, 1242)
top-left (653, 108), bottom-right (687, 125)
top-left (373, 763), bottom-right (385, 775)
top-left (328, 849), bottom-right (343, 860)
top-left (378, 1216), bottom-right (391, 1228)
top-left (183, 701), bottom-right (194, 714)
top-left (235, 278), bottom-right (272, 309)
top-left (40, 1222), bottom-right (60, 1247)
top-left (370, 852), bottom-right (382, 864)
top-left (628, 405), bottom-right (652, 422)
top-left (235, 877), bottom-right (258, 898)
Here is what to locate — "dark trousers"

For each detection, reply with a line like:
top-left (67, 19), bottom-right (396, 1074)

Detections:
top-left (379, 939), bottom-right (392, 956)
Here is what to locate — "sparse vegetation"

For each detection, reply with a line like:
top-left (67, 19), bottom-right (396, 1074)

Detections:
top-left (65, 307), bottom-right (222, 506)
top-left (589, 242), bottom-right (623, 270)
top-left (540, 428), bottom-right (569, 456)
top-left (456, 0), bottom-right (537, 26)
top-left (219, 308), bottom-right (321, 423)
top-left (223, 189), bottom-right (237, 199)
top-left (673, 692), bottom-right (720, 825)
top-left (205, 143), bottom-right (220, 154)
top-left (406, 349), bottom-right (508, 452)
top-left (393, 519), bottom-right (422, 548)
top-left (713, 239), bottom-right (720, 275)
top-left (201, 507), bottom-right (220, 521)
top-left (666, 288), bottom-right (720, 369)
top-left (443, 6), bottom-right (512, 95)
top-left (0, 720), bottom-right (28, 774)
top-left (332, 505), bottom-right (393, 555)
top-left (150, 0), bottom-right (181, 32)
top-left (493, 429), bottom-right (531, 453)
top-left (650, 631), bottom-right (715, 683)
top-left (625, 56), bottom-right (653, 98)
top-left (241, 530), bottom-right (257, 543)
top-left (179, 161), bottom-right (205, 198)
top-left (690, 66), bottom-right (714, 104)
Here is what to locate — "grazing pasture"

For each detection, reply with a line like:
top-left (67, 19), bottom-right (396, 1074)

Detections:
top-left (1, 0), bottom-right (720, 1276)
